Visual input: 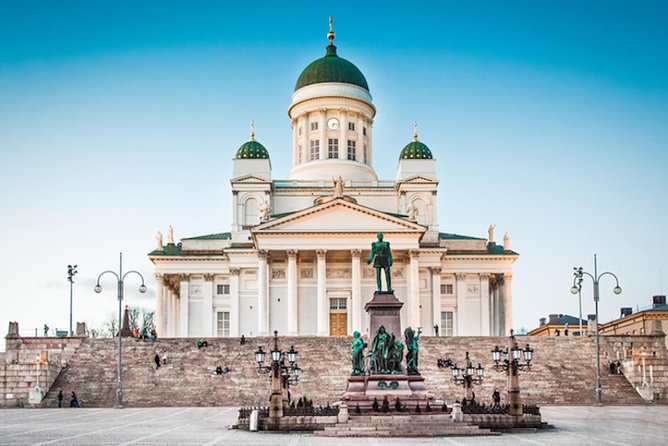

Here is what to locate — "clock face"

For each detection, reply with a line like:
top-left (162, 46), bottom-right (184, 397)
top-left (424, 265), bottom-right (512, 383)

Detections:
top-left (327, 118), bottom-right (340, 130)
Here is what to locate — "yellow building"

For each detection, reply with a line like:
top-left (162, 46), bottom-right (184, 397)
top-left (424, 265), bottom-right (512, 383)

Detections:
top-left (600, 295), bottom-right (668, 338)
top-left (527, 313), bottom-right (588, 337)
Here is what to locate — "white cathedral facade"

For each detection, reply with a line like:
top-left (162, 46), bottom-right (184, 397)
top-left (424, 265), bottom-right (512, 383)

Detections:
top-left (149, 25), bottom-right (518, 339)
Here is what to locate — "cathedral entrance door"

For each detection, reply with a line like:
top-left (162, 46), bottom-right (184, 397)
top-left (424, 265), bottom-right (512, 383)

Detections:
top-left (329, 297), bottom-right (348, 336)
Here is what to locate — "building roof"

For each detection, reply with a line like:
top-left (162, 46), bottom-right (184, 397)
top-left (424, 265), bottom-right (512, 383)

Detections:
top-left (439, 232), bottom-right (485, 240)
top-left (399, 140), bottom-right (433, 160)
top-left (148, 244), bottom-right (183, 256)
top-left (182, 232), bottom-right (231, 240)
top-left (235, 140), bottom-right (269, 159)
top-left (295, 44), bottom-right (369, 91)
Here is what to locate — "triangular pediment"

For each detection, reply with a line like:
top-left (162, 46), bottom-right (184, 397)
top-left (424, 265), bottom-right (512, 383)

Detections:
top-left (397, 174), bottom-right (438, 184)
top-left (231, 174), bottom-right (271, 183)
top-left (253, 199), bottom-right (426, 234)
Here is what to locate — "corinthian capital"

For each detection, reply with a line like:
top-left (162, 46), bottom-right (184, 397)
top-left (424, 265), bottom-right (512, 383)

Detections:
top-left (316, 249), bottom-right (327, 259)
top-left (351, 249), bottom-right (362, 258)
top-left (287, 249), bottom-right (299, 259)
top-left (409, 250), bottom-right (420, 259)
top-left (257, 250), bottom-right (268, 260)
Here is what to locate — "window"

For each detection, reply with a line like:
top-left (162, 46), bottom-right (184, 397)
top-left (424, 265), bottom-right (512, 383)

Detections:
top-left (441, 311), bottom-right (454, 336)
top-left (310, 122), bottom-right (318, 131)
top-left (328, 138), bottom-right (339, 159)
top-left (347, 140), bottom-right (356, 160)
top-left (217, 312), bottom-right (230, 337)
top-left (330, 298), bottom-right (347, 310)
top-left (217, 284), bottom-right (230, 295)
top-left (440, 284), bottom-right (454, 295)
top-left (363, 126), bottom-right (367, 136)
top-left (363, 145), bottom-right (368, 164)
top-left (244, 198), bottom-right (259, 226)
top-left (348, 122), bottom-right (355, 131)
top-left (310, 140), bottom-right (319, 160)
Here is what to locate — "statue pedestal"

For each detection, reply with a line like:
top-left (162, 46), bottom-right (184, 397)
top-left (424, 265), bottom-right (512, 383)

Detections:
top-left (343, 374), bottom-right (434, 411)
top-left (364, 291), bottom-right (403, 339)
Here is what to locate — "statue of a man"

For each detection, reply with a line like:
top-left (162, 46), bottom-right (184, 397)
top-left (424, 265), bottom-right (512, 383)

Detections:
top-left (259, 201), bottom-right (270, 221)
top-left (388, 336), bottom-right (404, 374)
top-left (155, 231), bottom-right (163, 250)
top-left (488, 224), bottom-right (495, 243)
top-left (503, 231), bottom-right (510, 250)
top-left (351, 331), bottom-right (367, 376)
top-left (371, 325), bottom-right (391, 374)
top-left (404, 326), bottom-right (422, 375)
top-left (407, 203), bottom-right (418, 221)
top-left (367, 232), bottom-right (393, 293)
top-left (167, 225), bottom-right (174, 244)
top-left (333, 176), bottom-right (344, 197)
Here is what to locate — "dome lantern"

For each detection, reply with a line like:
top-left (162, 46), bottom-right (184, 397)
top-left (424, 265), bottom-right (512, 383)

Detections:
top-left (235, 120), bottom-right (270, 159)
top-left (399, 121), bottom-right (433, 160)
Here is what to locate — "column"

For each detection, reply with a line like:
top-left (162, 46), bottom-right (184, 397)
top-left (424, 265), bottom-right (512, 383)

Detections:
top-left (430, 267), bottom-right (441, 336)
top-left (357, 114), bottom-right (363, 162)
top-left (155, 274), bottom-right (164, 337)
top-left (203, 274), bottom-right (214, 337)
top-left (230, 268), bottom-right (240, 337)
top-left (319, 109), bottom-right (327, 160)
top-left (340, 108), bottom-right (348, 158)
top-left (258, 250), bottom-right (269, 335)
top-left (179, 274), bottom-right (189, 337)
top-left (292, 119), bottom-right (298, 165)
top-left (302, 114), bottom-right (309, 162)
top-left (287, 250), bottom-right (299, 335)
top-left (480, 273), bottom-right (491, 336)
top-left (504, 274), bottom-right (513, 335)
top-left (408, 250), bottom-right (420, 329)
top-left (351, 249), bottom-right (362, 333)
top-left (455, 273), bottom-right (467, 336)
top-left (316, 249), bottom-right (328, 336)
top-left (232, 191), bottom-right (239, 231)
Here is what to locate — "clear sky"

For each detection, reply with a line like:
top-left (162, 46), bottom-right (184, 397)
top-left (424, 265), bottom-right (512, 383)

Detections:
top-left (1, 1), bottom-right (667, 347)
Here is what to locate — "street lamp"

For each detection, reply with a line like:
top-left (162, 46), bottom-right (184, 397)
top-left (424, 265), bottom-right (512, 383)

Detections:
top-left (94, 252), bottom-right (147, 408)
top-left (67, 264), bottom-right (78, 337)
top-left (255, 331), bottom-right (302, 419)
top-left (438, 351), bottom-right (484, 403)
top-left (570, 254), bottom-right (622, 406)
top-left (491, 331), bottom-right (534, 418)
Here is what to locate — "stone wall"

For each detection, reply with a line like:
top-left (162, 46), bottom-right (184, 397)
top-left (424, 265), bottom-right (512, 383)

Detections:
top-left (25, 335), bottom-right (653, 408)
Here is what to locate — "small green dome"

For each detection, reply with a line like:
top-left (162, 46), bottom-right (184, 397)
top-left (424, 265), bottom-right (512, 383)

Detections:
top-left (295, 44), bottom-right (369, 91)
top-left (399, 141), bottom-right (433, 160)
top-left (235, 140), bottom-right (269, 159)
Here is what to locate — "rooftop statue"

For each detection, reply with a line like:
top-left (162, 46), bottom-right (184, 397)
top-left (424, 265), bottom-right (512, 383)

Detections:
top-left (405, 326), bottom-right (422, 375)
top-left (333, 176), bottom-right (344, 198)
top-left (367, 232), bottom-right (394, 293)
top-left (351, 331), bottom-right (367, 376)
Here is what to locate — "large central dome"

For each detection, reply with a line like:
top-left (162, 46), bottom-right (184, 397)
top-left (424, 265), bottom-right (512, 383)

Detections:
top-left (294, 44), bottom-right (369, 92)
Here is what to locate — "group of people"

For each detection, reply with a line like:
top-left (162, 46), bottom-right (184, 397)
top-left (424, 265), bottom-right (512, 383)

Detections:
top-left (134, 327), bottom-right (158, 341)
top-left (57, 390), bottom-right (79, 408)
top-left (609, 360), bottom-right (623, 374)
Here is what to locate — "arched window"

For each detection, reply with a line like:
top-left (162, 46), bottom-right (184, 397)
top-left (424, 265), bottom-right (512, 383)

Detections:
top-left (244, 198), bottom-right (259, 227)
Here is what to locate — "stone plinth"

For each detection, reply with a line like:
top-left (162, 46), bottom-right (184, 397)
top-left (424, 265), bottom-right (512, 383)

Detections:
top-left (342, 374), bottom-right (435, 411)
top-left (364, 292), bottom-right (403, 339)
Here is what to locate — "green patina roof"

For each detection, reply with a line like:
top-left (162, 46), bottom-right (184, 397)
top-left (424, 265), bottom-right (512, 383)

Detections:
top-left (235, 140), bottom-right (269, 159)
top-left (439, 232), bottom-right (485, 240)
top-left (182, 232), bottom-right (231, 240)
top-left (295, 44), bottom-right (369, 91)
top-left (148, 244), bottom-right (182, 256)
top-left (400, 140), bottom-right (433, 160)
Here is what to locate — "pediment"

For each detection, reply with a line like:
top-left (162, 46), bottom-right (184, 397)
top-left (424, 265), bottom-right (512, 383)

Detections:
top-left (231, 174), bottom-right (271, 183)
top-left (397, 175), bottom-right (438, 184)
top-left (253, 199), bottom-right (425, 234)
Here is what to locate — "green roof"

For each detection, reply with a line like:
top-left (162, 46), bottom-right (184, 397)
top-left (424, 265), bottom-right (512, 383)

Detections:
top-left (182, 232), bottom-right (231, 240)
top-left (235, 140), bottom-right (269, 159)
top-left (400, 140), bottom-right (433, 160)
top-left (439, 232), bottom-right (485, 240)
top-left (148, 244), bottom-right (183, 256)
top-left (295, 44), bottom-right (369, 91)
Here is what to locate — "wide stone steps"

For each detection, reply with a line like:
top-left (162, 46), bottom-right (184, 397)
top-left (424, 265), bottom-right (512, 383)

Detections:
top-left (42, 336), bottom-right (646, 407)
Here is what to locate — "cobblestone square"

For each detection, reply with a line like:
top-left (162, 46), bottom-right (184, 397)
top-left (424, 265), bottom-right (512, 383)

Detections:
top-left (0, 406), bottom-right (667, 445)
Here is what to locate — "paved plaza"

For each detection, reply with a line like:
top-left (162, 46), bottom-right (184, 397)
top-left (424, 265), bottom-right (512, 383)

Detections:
top-left (0, 406), bottom-right (667, 446)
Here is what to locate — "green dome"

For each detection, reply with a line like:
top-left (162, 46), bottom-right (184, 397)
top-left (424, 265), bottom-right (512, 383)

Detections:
top-left (235, 140), bottom-right (269, 159)
top-left (399, 141), bottom-right (433, 160)
top-left (295, 44), bottom-right (369, 91)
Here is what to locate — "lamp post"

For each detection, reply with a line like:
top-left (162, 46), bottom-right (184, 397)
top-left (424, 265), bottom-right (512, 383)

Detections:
top-left (67, 264), bottom-right (78, 337)
top-left (570, 254), bottom-right (622, 406)
top-left (255, 331), bottom-right (302, 419)
top-left (491, 331), bottom-right (534, 418)
top-left (94, 252), bottom-right (147, 408)
top-left (437, 351), bottom-right (484, 403)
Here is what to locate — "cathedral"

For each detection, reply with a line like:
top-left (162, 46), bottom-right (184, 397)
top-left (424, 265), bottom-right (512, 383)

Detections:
top-left (149, 22), bottom-right (518, 339)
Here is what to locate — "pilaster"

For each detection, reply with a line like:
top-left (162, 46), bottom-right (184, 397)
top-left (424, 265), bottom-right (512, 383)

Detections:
top-left (429, 267), bottom-right (442, 336)
top-left (480, 273), bottom-right (490, 336)
top-left (229, 268), bottom-right (240, 337)
top-left (351, 249), bottom-right (362, 333)
top-left (408, 250), bottom-right (420, 329)
top-left (455, 273), bottom-right (467, 336)
top-left (203, 274), bottom-right (214, 337)
top-left (287, 249), bottom-right (299, 335)
top-left (257, 250), bottom-right (269, 335)
top-left (179, 274), bottom-right (190, 337)
top-left (316, 249), bottom-right (328, 336)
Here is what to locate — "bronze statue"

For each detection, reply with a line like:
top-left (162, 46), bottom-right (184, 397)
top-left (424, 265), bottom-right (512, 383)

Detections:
top-left (404, 326), bottom-right (422, 375)
top-left (367, 232), bottom-right (393, 293)
top-left (387, 335), bottom-right (404, 374)
top-left (351, 331), bottom-right (367, 376)
top-left (370, 325), bottom-right (391, 374)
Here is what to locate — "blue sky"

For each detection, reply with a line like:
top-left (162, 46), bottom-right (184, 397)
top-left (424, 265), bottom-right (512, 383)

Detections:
top-left (1, 1), bottom-right (667, 344)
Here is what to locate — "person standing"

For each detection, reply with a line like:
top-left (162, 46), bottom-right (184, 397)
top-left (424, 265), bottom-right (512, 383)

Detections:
top-left (492, 388), bottom-right (501, 407)
top-left (154, 354), bottom-right (161, 369)
top-left (70, 391), bottom-right (79, 407)
top-left (43, 324), bottom-right (49, 336)
top-left (57, 390), bottom-right (63, 408)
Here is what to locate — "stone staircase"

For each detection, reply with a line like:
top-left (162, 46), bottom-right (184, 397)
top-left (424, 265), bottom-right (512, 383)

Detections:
top-left (39, 335), bottom-right (647, 408)
top-left (314, 414), bottom-right (497, 437)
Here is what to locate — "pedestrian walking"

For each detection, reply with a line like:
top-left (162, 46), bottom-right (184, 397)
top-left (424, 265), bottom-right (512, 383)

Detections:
top-left (154, 354), bottom-right (161, 369)
top-left (57, 390), bottom-right (63, 408)
top-left (70, 391), bottom-right (80, 408)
